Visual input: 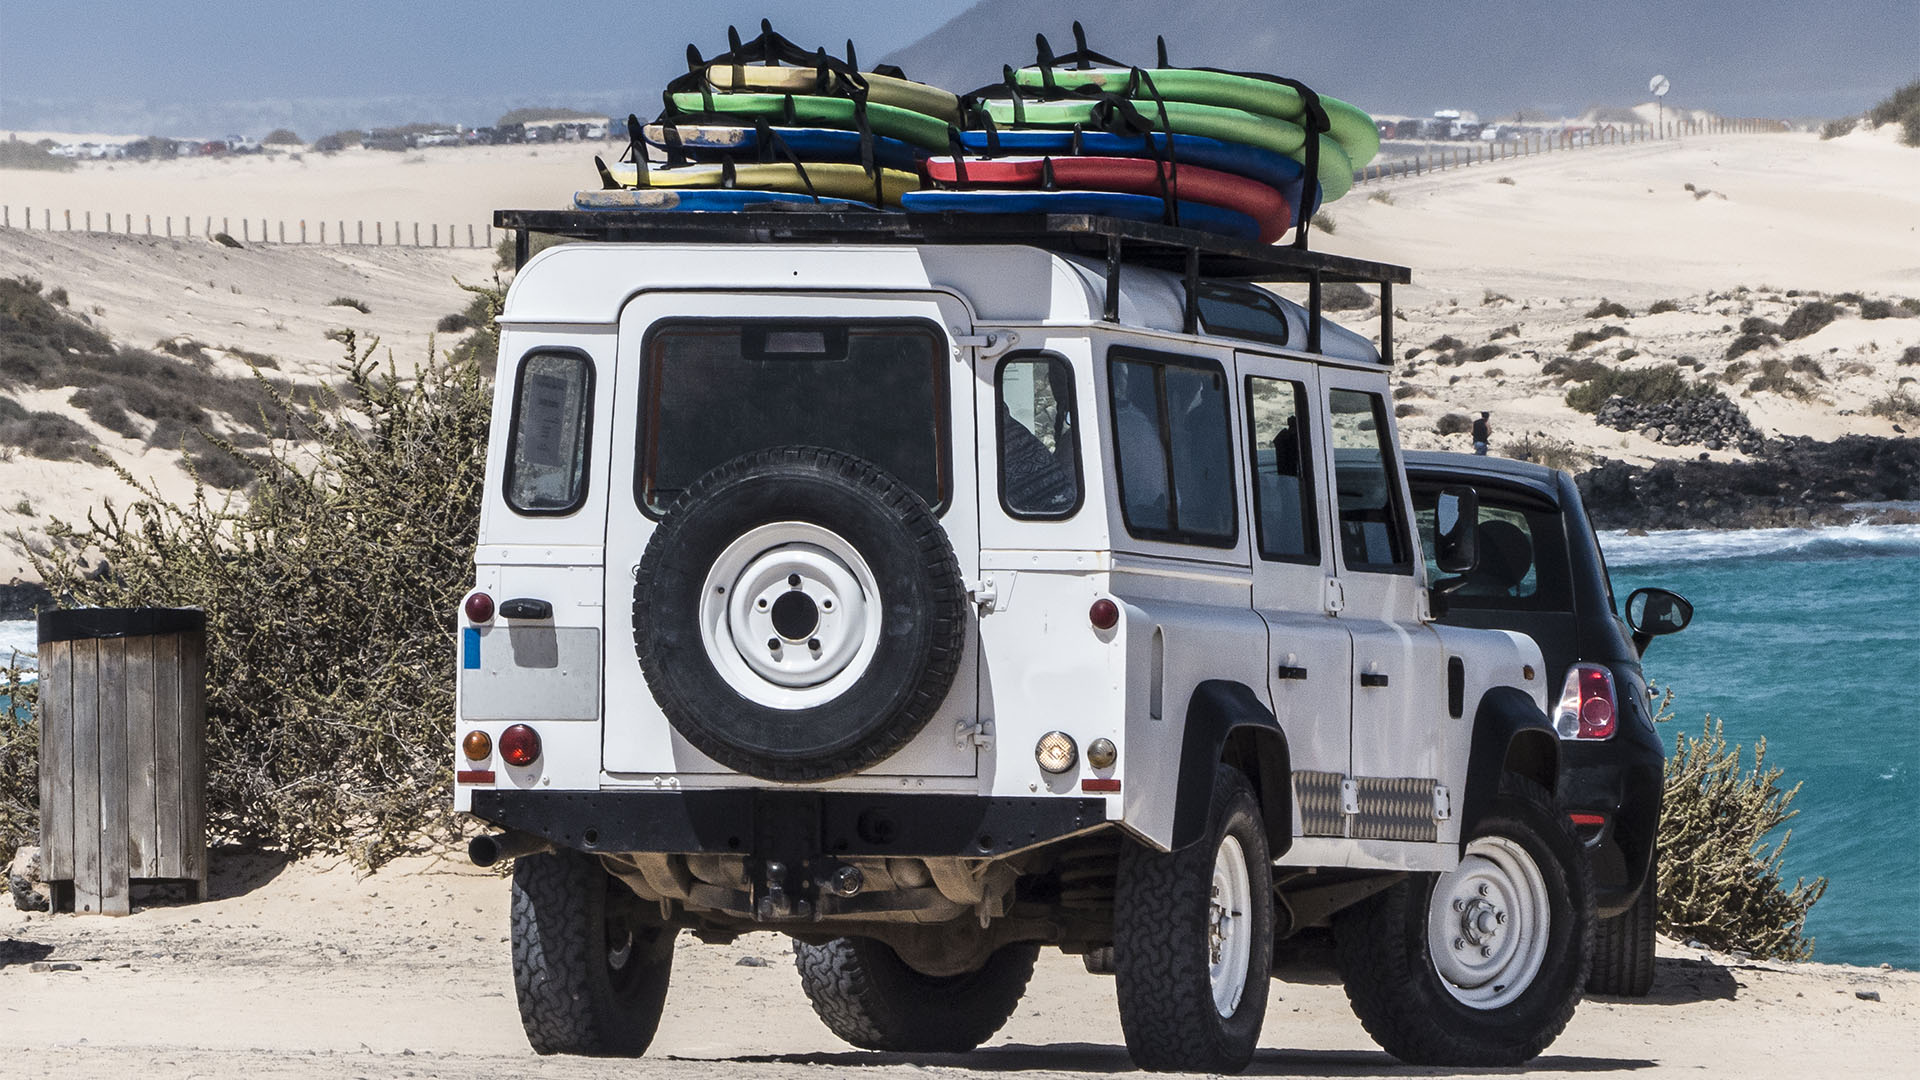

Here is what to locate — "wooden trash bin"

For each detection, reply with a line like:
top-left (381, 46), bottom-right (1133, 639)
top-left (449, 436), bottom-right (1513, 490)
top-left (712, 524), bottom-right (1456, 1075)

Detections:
top-left (37, 608), bottom-right (208, 915)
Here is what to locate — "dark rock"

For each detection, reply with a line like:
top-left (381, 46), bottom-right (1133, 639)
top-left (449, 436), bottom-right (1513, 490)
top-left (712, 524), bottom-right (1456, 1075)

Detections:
top-left (1855, 990), bottom-right (1881, 1002)
top-left (1577, 436), bottom-right (1920, 530)
top-left (0, 581), bottom-right (53, 621)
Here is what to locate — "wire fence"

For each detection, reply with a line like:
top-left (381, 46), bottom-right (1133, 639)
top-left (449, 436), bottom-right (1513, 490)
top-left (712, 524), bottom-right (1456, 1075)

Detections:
top-left (0, 208), bottom-right (494, 249)
top-left (1352, 116), bottom-right (1787, 187)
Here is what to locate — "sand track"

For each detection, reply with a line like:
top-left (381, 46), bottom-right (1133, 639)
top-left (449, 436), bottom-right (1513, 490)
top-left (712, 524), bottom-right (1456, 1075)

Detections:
top-left (2, 855), bottom-right (1913, 1080)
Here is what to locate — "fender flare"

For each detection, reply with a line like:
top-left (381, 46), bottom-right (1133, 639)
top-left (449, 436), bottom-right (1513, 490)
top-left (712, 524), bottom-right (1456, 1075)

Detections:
top-left (1170, 680), bottom-right (1292, 853)
top-left (1458, 685), bottom-right (1560, 854)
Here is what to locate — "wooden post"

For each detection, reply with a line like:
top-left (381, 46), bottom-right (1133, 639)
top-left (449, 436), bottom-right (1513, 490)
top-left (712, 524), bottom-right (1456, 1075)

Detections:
top-left (37, 609), bottom-right (210, 914)
top-left (300, 220), bottom-right (306, 243)
top-left (358, 221), bottom-right (365, 245)
top-left (376, 221), bottom-right (383, 245)
top-left (145, 215), bottom-right (151, 235)
top-left (66, 209), bottom-right (72, 231)
top-left (468, 223), bottom-right (475, 247)
top-left (44, 208), bottom-right (50, 229)
top-left (338, 221), bottom-right (344, 245)
top-left (242, 219), bottom-right (249, 243)
top-left (222, 217), bottom-right (229, 237)
top-left (127, 214), bottom-right (133, 233)
top-left (85, 211), bottom-right (91, 231)
top-left (414, 222), bottom-right (420, 247)
top-left (321, 221), bottom-right (327, 244)
top-left (2, 206), bottom-right (8, 228)
top-left (432, 223), bottom-right (439, 247)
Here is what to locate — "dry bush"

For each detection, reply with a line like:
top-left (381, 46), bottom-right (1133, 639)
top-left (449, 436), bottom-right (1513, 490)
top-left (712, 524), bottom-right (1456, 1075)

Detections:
top-left (1503, 434), bottom-right (1585, 471)
top-left (0, 664), bottom-right (37, 862)
top-left (1779, 300), bottom-right (1839, 340)
top-left (1867, 389), bottom-right (1920, 422)
top-left (1656, 697), bottom-right (1828, 960)
top-left (1585, 298), bottom-right (1632, 319)
top-left (1565, 364), bottom-right (1706, 413)
top-left (15, 327), bottom-right (493, 867)
top-left (1435, 412), bottom-right (1473, 435)
top-left (1647, 299), bottom-right (1682, 315)
top-left (1569, 325), bottom-right (1628, 350)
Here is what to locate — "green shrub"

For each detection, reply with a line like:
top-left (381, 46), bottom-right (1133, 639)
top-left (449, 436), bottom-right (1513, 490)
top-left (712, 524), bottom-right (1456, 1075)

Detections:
top-left (1585, 298), bottom-right (1632, 319)
top-left (1542, 356), bottom-right (1609, 383)
top-left (1747, 357), bottom-right (1813, 399)
top-left (1488, 323), bottom-right (1521, 340)
top-left (1435, 412), bottom-right (1473, 435)
top-left (1425, 334), bottom-right (1465, 353)
top-left (262, 128), bottom-right (303, 145)
top-left (1779, 301), bottom-right (1839, 340)
top-left (1565, 363), bottom-right (1701, 413)
top-left (1819, 116), bottom-right (1859, 140)
top-left (1900, 346), bottom-right (1920, 366)
top-left (1657, 700), bottom-right (1828, 960)
top-left (1482, 289), bottom-right (1514, 306)
top-left (1866, 77), bottom-right (1920, 147)
top-left (1568, 325), bottom-right (1628, 350)
top-left (328, 296), bottom-right (371, 313)
top-left (1393, 402), bottom-right (1421, 418)
top-left (1311, 212), bottom-right (1336, 234)
top-left (1725, 331), bottom-right (1777, 361)
top-left (0, 141), bottom-right (77, 172)
top-left (493, 230), bottom-right (567, 271)
top-left (1859, 299), bottom-right (1896, 320)
top-left (1470, 343), bottom-right (1505, 363)
top-left (1504, 434), bottom-right (1584, 471)
top-left (0, 664), bottom-right (38, 862)
top-left (1868, 389), bottom-right (1920, 421)
top-left (17, 332), bottom-right (491, 867)
top-left (1647, 299), bottom-right (1681, 314)
top-left (1321, 282), bottom-right (1373, 311)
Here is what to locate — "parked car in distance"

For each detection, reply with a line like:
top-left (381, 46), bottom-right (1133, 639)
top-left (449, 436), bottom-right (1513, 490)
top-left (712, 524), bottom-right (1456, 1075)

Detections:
top-left (1404, 451), bottom-right (1692, 996)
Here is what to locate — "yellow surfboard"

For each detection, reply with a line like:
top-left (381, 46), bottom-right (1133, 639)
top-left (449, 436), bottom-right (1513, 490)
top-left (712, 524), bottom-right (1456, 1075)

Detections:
top-left (701, 64), bottom-right (964, 126)
top-left (606, 161), bottom-right (921, 206)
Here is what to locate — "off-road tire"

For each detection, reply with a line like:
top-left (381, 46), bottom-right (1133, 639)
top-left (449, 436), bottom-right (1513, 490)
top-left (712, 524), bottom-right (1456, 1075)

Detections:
top-left (1114, 765), bottom-right (1274, 1073)
top-left (1588, 874), bottom-right (1656, 996)
top-left (793, 937), bottom-right (1038, 1052)
top-left (1332, 777), bottom-right (1592, 1066)
top-left (511, 850), bottom-right (675, 1056)
top-left (633, 446), bottom-right (966, 783)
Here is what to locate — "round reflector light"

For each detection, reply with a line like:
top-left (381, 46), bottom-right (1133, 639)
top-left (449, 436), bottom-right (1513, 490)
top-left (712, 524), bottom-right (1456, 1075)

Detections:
top-left (499, 724), bottom-right (541, 767)
top-left (461, 729), bottom-right (492, 762)
top-left (464, 591), bottom-right (495, 623)
top-left (1035, 731), bottom-right (1078, 774)
top-left (1089, 598), bottom-right (1120, 631)
top-left (1086, 738), bottom-right (1117, 770)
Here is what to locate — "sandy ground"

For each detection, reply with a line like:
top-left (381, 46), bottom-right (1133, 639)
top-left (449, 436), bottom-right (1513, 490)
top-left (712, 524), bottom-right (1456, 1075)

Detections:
top-left (1, 853), bottom-right (1914, 1080)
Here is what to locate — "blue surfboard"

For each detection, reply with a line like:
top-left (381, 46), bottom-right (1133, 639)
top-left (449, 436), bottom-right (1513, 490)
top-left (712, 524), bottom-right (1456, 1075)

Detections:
top-left (574, 189), bottom-right (876, 212)
top-left (900, 189), bottom-right (1261, 243)
top-left (645, 124), bottom-right (928, 175)
top-left (955, 129), bottom-right (1319, 216)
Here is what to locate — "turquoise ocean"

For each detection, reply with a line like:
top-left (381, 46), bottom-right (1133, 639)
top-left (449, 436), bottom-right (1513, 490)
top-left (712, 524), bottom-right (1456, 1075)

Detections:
top-left (1602, 523), bottom-right (1920, 970)
top-left (2, 523), bottom-right (1914, 966)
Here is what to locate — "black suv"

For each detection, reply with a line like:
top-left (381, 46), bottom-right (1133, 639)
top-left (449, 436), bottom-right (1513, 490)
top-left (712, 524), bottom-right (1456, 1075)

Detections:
top-left (1404, 451), bottom-right (1692, 996)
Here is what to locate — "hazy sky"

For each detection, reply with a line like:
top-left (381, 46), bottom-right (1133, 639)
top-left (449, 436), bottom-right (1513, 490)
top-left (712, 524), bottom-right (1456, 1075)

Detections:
top-left (0, 0), bottom-right (977, 135)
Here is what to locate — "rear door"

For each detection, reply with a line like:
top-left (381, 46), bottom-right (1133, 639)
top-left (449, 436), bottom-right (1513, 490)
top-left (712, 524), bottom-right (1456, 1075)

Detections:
top-left (600, 291), bottom-right (981, 779)
top-left (1238, 353), bottom-right (1352, 829)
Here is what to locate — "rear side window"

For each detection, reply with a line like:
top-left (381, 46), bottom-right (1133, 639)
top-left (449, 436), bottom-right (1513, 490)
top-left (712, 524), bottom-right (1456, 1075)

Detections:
top-left (638, 321), bottom-right (948, 515)
top-left (997, 354), bottom-right (1082, 519)
top-left (504, 350), bottom-right (594, 515)
top-left (1328, 388), bottom-right (1410, 571)
top-left (1246, 376), bottom-right (1319, 562)
top-left (1109, 349), bottom-right (1236, 546)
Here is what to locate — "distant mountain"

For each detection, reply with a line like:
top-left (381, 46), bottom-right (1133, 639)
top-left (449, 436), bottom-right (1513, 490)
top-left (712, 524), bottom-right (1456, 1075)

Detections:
top-left (881, 0), bottom-right (1920, 119)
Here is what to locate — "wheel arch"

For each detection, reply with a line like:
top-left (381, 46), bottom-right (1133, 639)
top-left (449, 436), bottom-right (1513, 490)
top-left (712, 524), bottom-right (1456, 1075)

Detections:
top-left (1170, 680), bottom-right (1292, 853)
top-left (1459, 685), bottom-right (1560, 855)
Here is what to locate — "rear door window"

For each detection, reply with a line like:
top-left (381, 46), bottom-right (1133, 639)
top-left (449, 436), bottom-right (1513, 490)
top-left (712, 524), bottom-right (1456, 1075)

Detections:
top-left (1109, 349), bottom-right (1236, 546)
top-left (997, 354), bottom-right (1082, 519)
top-left (1327, 389), bottom-right (1410, 571)
top-left (1413, 488), bottom-right (1574, 611)
top-left (1246, 376), bottom-right (1318, 562)
top-left (638, 320), bottom-right (948, 515)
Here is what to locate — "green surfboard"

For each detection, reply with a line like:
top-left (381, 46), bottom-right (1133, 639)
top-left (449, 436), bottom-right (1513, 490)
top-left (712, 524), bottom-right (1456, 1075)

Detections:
top-left (1012, 66), bottom-right (1378, 168)
top-left (668, 91), bottom-right (951, 151)
top-left (978, 98), bottom-right (1353, 201)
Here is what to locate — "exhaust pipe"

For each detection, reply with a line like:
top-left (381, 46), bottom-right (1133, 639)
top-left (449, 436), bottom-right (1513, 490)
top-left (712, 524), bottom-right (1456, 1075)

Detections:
top-left (468, 830), bottom-right (554, 867)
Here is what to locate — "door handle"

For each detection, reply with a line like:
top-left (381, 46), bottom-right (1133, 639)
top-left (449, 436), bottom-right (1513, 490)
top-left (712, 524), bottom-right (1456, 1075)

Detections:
top-left (500, 597), bottom-right (553, 620)
top-left (1276, 665), bottom-right (1309, 681)
top-left (1360, 672), bottom-right (1390, 688)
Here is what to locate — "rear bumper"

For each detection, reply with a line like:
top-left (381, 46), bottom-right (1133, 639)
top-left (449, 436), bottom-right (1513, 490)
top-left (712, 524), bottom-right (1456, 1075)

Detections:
top-left (1559, 739), bottom-right (1663, 917)
top-left (469, 789), bottom-right (1110, 860)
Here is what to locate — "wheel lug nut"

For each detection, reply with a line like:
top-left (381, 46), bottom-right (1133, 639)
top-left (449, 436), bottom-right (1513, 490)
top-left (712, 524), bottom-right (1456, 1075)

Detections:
top-left (1478, 883), bottom-right (1490, 896)
top-left (767, 638), bottom-right (780, 652)
top-left (1495, 912), bottom-right (1507, 924)
top-left (788, 574), bottom-right (802, 587)
top-left (1481, 946), bottom-right (1493, 958)
top-left (808, 638), bottom-right (822, 651)
top-left (1453, 937), bottom-right (1466, 951)
top-left (1453, 899), bottom-right (1467, 911)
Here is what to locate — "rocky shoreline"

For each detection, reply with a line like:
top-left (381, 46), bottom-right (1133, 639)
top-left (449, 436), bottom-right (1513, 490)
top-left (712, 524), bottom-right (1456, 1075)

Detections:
top-left (1576, 435), bottom-right (1920, 531)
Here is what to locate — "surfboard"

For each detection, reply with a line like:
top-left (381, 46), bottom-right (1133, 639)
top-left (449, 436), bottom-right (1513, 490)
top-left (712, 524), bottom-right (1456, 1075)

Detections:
top-left (699, 65), bottom-right (964, 125)
top-left (667, 91), bottom-right (951, 151)
top-left (605, 161), bottom-right (921, 205)
top-left (644, 124), bottom-right (928, 175)
top-left (900, 188), bottom-right (1262, 243)
top-left (1011, 66), bottom-right (1379, 167)
top-left (574, 189), bottom-right (875, 212)
top-left (977, 98), bottom-right (1354, 201)
top-left (926, 155), bottom-right (1293, 243)
top-left (953, 129), bottom-right (1317, 213)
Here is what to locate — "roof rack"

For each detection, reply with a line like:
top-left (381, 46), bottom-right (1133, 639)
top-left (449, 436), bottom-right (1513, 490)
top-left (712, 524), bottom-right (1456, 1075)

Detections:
top-left (494, 209), bottom-right (1411, 358)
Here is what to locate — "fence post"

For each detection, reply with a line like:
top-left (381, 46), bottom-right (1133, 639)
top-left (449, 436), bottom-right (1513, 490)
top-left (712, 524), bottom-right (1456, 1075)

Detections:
top-left (376, 221), bottom-right (383, 245)
top-left (85, 211), bottom-right (91, 232)
top-left (358, 221), bottom-right (364, 245)
top-left (338, 221), bottom-right (344, 245)
top-left (321, 221), bottom-right (327, 244)
top-left (2, 206), bottom-right (7, 228)
top-left (299, 220), bottom-right (306, 243)
top-left (166, 216), bottom-right (172, 238)
top-left (414, 223), bottom-right (420, 247)
top-left (242, 219), bottom-right (249, 243)
top-left (488, 225), bottom-right (493, 249)
top-left (468, 223), bottom-right (475, 248)
top-left (24, 206), bottom-right (30, 230)
top-left (432, 223), bottom-right (439, 247)
top-left (66, 210), bottom-right (72, 231)
top-left (44, 208), bottom-right (50, 229)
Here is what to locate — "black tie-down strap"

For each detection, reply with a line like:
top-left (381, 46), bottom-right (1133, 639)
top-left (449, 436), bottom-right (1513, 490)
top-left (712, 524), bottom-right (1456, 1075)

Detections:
top-left (603, 117), bottom-right (822, 204)
top-left (663, 20), bottom-right (873, 115)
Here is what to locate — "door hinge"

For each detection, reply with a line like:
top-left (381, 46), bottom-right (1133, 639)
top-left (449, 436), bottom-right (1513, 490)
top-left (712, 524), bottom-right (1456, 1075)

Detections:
top-left (1323, 577), bottom-right (1346, 615)
top-left (1340, 778), bottom-right (1360, 816)
top-left (956, 717), bottom-right (994, 750)
top-left (951, 330), bottom-right (1018, 358)
top-left (1432, 784), bottom-right (1453, 821)
top-left (967, 576), bottom-right (999, 615)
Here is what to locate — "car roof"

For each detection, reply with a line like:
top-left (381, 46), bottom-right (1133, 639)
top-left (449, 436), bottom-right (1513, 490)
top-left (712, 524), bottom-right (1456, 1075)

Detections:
top-left (1401, 450), bottom-right (1565, 506)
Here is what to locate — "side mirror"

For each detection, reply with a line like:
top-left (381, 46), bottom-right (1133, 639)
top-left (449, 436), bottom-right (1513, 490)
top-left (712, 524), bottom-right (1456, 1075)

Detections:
top-left (1433, 486), bottom-right (1480, 576)
top-left (1626, 587), bottom-right (1693, 656)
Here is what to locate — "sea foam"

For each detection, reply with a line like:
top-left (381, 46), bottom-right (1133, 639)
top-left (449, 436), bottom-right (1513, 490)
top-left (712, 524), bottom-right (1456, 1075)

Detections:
top-left (1600, 522), bottom-right (1920, 569)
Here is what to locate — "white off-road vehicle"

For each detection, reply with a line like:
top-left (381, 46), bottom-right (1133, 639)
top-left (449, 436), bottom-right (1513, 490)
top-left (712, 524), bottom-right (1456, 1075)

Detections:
top-left (456, 210), bottom-right (1591, 1071)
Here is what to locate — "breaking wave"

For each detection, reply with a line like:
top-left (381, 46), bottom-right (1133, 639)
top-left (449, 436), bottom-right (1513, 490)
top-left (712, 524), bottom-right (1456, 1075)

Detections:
top-left (1599, 522), bottom-right (1920, 568)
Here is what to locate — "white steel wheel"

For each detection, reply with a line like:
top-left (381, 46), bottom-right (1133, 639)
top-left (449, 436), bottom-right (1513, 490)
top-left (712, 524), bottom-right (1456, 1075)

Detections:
top-left (1426, 835), bottom-right (1551, 1009)
top-left (1208, 833), bottom-right (1254, 1017)
top-left (696, 521), bottom-right (883, 710)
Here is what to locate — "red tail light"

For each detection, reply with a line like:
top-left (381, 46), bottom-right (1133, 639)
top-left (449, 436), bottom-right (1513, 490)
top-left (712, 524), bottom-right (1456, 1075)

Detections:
top-left (464, 591), bottom-right (495, 623)
top-left (1554, 664), bottom-right (1618, 740)
top-left (499, 724), bottom-right (541, 766)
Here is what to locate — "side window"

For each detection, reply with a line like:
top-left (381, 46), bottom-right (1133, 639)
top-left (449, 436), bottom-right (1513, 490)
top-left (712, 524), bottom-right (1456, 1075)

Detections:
top-left (997, 354), bottom-right (1082, 519)
top-left (1327, 388), bottom-right (1410, 571)
top-left (1412, 489), bottom-right (1574, 611)
top-left (1246, 376), bottom-right (1319, 562)
top-left (1109, 350), bottom-right (1236, 546)
top-left (504, 350), bottom-right (594, 515)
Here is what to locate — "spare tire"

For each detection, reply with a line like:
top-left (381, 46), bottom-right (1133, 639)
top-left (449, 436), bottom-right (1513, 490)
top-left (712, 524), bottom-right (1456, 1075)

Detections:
top-left (633, 446), bottom-right (966, 782)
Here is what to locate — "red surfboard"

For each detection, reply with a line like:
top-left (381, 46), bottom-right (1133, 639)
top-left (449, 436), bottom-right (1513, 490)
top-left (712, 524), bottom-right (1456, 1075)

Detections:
top-left (926, 155), bottom-right (1293, 243)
